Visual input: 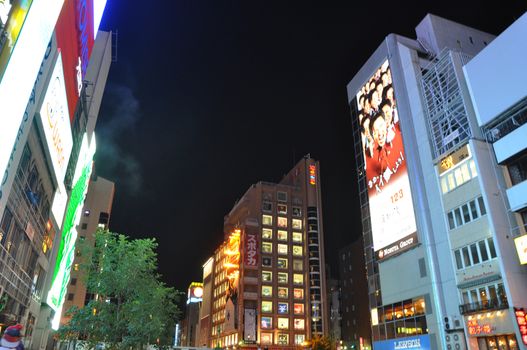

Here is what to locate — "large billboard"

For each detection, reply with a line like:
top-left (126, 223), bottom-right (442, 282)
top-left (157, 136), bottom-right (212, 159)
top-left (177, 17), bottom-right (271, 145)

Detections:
top-left (38, 52), bottom-right (73, 183)
top-left (373, 335), bottom-right (431, 350)
top-left (355, 60), bottom-right (417, 260)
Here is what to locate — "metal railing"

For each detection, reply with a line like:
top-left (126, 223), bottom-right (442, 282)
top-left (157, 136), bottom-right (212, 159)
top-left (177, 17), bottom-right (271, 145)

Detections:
top-left (459, 297), bottom-right (508, 315)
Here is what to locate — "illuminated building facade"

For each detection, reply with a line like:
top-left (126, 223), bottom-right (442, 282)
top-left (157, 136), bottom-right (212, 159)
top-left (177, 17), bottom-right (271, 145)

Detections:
top-left (182, 282), bottom-right (204, 347)
top-left (347, 13), bottom-right (527, 350)
top-left (205, 156), bottom-right (328, 350)
top-left (0, 0), bottom-right (111, 347)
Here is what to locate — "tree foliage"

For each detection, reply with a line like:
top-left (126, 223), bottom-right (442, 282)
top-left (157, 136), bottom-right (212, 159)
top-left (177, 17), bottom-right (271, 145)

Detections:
top-left (58, 229), bottom-right (181, 350)
top-left (311, 335), bottom-right (336, 350)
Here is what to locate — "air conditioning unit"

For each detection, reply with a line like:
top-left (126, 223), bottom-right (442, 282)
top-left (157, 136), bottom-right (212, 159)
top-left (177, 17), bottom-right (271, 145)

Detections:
top-left (444, 315), bottom-right (463, 331)
top-left (445, 330), bottom-right (466, 350)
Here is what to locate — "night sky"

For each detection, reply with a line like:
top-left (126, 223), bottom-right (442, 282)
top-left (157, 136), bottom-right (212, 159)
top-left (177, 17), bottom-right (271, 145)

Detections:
top-left (93, 2), bottom-right (527, 292)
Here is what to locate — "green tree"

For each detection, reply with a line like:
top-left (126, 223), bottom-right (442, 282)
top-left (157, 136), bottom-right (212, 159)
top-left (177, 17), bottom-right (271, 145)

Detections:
top-left (311, 335), bottom-right (336, 350)
top-left (58, 229), bottom-right (181, 350)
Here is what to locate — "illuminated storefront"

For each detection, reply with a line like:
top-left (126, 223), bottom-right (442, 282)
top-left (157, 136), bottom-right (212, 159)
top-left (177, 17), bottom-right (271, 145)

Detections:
top-left (463, 311), bottom-right (519, 350)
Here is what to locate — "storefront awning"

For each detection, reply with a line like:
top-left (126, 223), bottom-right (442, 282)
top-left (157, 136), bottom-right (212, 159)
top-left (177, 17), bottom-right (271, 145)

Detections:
top-left (457, 274), bottom-right (501, 289)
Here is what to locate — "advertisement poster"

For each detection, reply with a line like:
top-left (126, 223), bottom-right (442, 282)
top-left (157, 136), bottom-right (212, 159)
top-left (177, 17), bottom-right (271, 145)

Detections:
top-left (355, 60), bottom-right (417, 260)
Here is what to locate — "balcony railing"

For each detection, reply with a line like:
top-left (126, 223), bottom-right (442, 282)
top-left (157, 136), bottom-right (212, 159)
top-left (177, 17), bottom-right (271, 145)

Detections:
top-left (459, 297), bottom-right (509, 315)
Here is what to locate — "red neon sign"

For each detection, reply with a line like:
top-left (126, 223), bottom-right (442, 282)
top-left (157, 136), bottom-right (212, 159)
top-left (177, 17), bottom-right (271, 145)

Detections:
top-left (309, 165), bottom-right (316, 185)
top-left (515, 308), bottom-right (527, 345)
top-left (467, 319), bottom-right (494, 335)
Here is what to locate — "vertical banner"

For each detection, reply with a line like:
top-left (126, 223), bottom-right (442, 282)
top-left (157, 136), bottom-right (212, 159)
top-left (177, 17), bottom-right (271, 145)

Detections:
top-left (355, 60), bottom-right (417, 260)
top-left (245, 232), bottom-right (258, 267)
top-left (244, 308), bottom-right (256, 342)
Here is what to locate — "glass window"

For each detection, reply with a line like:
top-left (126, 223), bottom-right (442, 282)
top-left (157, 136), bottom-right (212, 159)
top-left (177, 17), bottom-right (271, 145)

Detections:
top-left (470, 289), bottom-right (478, 303)
top-left (479, 287), bottom-right (488, 304)
top-left (488, 285), bottom-right (497, 302)
top-left (262, 301), bottom-right (273, 313)
top-left (454, 208), bottom-right (463, 226)
top-left (277, 230), bottom-right (288, 241)
top-left (277, 244), bottom-right (288, 255)
top-left (294, 303), bottom-right (304, 315)
top-left (292, 245), bottom-right (303, 256)
top-left (277, 191), bottom-right (287, 202)
top-left (292, 207), bottom-right (302, 217)
top-left (277, 333), bottom-right (289, 345)
top-left (460, 163), bottom-right (471, 183)
top-left (294, 288), bottom-right (304, 299)
top-left (277, 258), bottom-right (288, 269)
top-left (293, 259), bottom-right (303, 271)
top-left (262, 257), bottom-right (272, 267)
top-left (277, 318), bottom-right (289, 330)
top-left (262, 271), bottom-right (272, 282)
top-left (462, 246), bottom-right (471, 267)
top-left (278, 302), bottom-right (288, 314)
top-left (277, 204), bottom-right (287, 215)
top-left (292, 232), bottom-right (303, 242)
top-left (262, 242), bottom-right (272, 253)
top-left (462, 204), bottom-right (471, 223)
top-left (262, 228), bottom-right (272, 239)
top-left (478, 196), bottom-right (486, 215)
top-left (292, 219), bottom-right (302, 230)
top-left (470, 244), bottom-right (480, 264)
top-left (263, 202), bottom-right (272, 212)
top-left (295, 335), bottom-right (305, 345)
top-left (277, 217), bottom-right (288, 228)
top-left (262, 285), bottom-right (272, 297)
top-left (278, 272), bottom-right (288, 284)
top-left (413, 298), bottom-right (426, 315)
top-left (293, 274), bottom-right (303, 285)
top-left (448, 212), bottom-right (455, 229)
top-left (294, 318), bottom-right (305, 330)
top-left (261, 333), bottom-right (272, 345)
top-left (441, 177), bottom-right (448, 194)
top-left (262, 215), bottom-right (273, 226)
top-left (454, 167), bottom-right (464, 186)
top-left (278, 287), bottom-right (288, 299)
top-left (479, 240), bottom-right (489, 261)
top-left (447, 173), bottom-right (455, 191)
top-left (455, 250), bottom-right (463, 269)
top-left (462, 291), bottom-right (470, 304)
top-left (469, 200), bottom-right (478, 220)
top-left (488, 238), bottom-right (497, 258)
top-left (261, 316), bottom-right (272, 329)
top-left (469, 160), bottom-right (478, 178)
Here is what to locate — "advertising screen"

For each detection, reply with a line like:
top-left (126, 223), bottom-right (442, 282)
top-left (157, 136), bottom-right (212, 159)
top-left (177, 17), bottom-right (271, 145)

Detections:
top-left (48, 132), bottom-right (95, 329)
top-left (355, 60), bottom-right (417, 260)
top-left (39, 53), bottom-right (73, 183)
top-left (514, 235), bottom-right (527, 265)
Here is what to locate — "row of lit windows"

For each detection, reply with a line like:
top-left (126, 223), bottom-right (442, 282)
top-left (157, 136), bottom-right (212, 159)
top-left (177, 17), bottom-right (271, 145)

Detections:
top-left (260, 298), bottom-right (305, 315)
top-left (262, 215), bottom-right (303, 230)
top-left (213, 296), bottom-right (226, 311)
top-left (262, 242), bottom-right (303, 256)
top-left (262, 257), bottom-right (303, 270)
top-left (262, 228), bottom-right (303, 242)
top-left (262, 286), bottom-right (304, 299)
top-left (262, 271), bottom-right (304, 285)
top-left (440, 159), bottom-right (478, 194)
top-left (213, 281), bottom-right (227, 298)
top-left (447, 196), bottom-right (486, 230)
top-left (262, 202), bottom-right (302, 217)
top-left (261, 333), bottom-right (305, 346)
top-left (454, 237), bottom-right (497, 270)
top-left (461, 282), bottom-right (505, 305)
top-left (261, 316), bottom-right (305, 330)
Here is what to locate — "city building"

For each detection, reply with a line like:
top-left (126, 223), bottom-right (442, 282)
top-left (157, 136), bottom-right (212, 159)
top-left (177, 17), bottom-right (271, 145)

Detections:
top-left (198, 257), bottom-right (215, 347)
top-left (203, 156), bottom-right (328, 349)
top-left (338, 239), bottom-right (370, 350)
top-left (326, 278), bottom-right (341, 343)
top-left (181, 282), bottom-right (204, 347)
top-left (0, 1), bottom-right (110, 348)
top-left (59, 175), bottom-right (115, 326)
top-left (347, 13), bottom-right (527, 350)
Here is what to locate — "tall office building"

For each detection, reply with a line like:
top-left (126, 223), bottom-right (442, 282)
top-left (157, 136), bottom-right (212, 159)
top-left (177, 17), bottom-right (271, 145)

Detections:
top-left (0, 1), bottom-right (111, 348)
top-left (181, 282), bottom-right (204, 347)
top-left (203, 156), bottom-right (328, 349)
top-left (59, 175), bottom-right (115, 326)
top-left (347, 13), bottom-right (527, 350)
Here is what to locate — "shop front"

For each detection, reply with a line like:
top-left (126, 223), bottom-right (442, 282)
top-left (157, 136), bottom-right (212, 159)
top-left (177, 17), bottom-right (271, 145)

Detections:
top-left (464, 310), bottom-right (519, 350)
top-left (373, 334), bottom-right (431, 350)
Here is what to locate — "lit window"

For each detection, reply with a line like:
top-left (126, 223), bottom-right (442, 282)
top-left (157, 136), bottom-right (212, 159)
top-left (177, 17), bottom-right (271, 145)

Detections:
top-left (277, 230), bottom-right (288, 241)
top-left (262, 228), bottom-right (272, 239)
top-left (277, 318), bottom-right (289, 330)
top-left (262, 271), bottom-right (272, 282)
top-left (294, 288), bottom-right (304, 299)
top-left (278, 272), bottom-right (288, 284)
top-left (278, 217), bottom-right (288, 228)
top-left (441, 177), bottom-right (448, 194)
top-left (293, 274), bottom-right (303, 285)
top-left (277, 204), bottom-right (287, 215)
top-left (261, 333), bottom-right (273, 345)
top-left (293, 246), bottom-right (303, 256)
top-left (292, 207), bottom-right (302, 217)
top-left (294, 319), bottom-right (305, 330)
top-left (74, 264), bottom-right (79, 271)
top-left (295, 335), bottom-right (305, 345)
top-left (262, 285), bottom-right (272, 297)
top-left (262, 202), bottom-right (272, 212)
top-left (460, 163), bottom-right (471, 183)
top-left (294, 303), bottom-right (304, 315)
top-left (277, 333), bottom-right (289, 345)
top-left (262, 242), bottom-right (273, 253)
top-left (292, 219), bottom-right (302, 230)
top-left (277, 258), bottom-right (288, 269)
top-left (454, 167), bottom-right (464, 187)
top-left (278, 287), bottom-right (288, 299)
top-left (292, 232), bottom-right (303, 242)
top-left (261, 316), bottom-right (272, 329)
top-left (469, 160), bottom-right (477, 178)
top-left (262, 215), bottom-right (273, 226)
top-left (262, 257), bottom-right (272, 267)
top-left (278, 302), bottom-right (289, 314)
top-left (262, 301), bottom-right (273, 313)
top-left (447, 173), bottom-right (455, 191)
top-left (293, 259), bottom-right (303, 271)
top-left (277, 244), bottom-right (288, 255)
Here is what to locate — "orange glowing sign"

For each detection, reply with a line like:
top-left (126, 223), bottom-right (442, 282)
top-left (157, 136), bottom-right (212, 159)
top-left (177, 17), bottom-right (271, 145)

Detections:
top-left (309, 165), bottom-right (316, 185)
top-left (467, 319), bottom-right (494, 335)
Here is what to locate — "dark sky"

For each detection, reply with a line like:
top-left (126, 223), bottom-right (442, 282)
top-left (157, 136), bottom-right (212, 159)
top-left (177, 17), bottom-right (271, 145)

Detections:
top-left (93, 1), bottom-right (526, 292)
